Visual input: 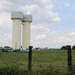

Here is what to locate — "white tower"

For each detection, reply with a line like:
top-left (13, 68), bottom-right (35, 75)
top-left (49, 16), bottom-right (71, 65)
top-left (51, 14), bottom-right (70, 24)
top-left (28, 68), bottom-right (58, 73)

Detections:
top-left (22, 14), bottom-right (32, 48)
top-left (11, 11), bottom-right (23, 50)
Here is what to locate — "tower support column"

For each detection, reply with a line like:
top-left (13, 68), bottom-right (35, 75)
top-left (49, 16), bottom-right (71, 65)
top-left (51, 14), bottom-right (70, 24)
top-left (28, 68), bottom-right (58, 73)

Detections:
top-left (22, 14), bottom-right (32, 49)
top-left (22, 22), bottom-right (30, 48)
top-left (11, 11), bottom-right (23, 50)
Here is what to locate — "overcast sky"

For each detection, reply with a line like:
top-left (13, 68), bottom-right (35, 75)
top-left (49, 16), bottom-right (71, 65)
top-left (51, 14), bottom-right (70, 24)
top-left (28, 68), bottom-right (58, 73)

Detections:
top-left (0, 0), bottom-right (75, 48)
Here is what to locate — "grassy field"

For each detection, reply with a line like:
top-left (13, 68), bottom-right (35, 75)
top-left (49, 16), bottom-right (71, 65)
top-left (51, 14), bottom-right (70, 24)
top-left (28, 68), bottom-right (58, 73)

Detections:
top-left (0, 50), bottom-right (75, 75)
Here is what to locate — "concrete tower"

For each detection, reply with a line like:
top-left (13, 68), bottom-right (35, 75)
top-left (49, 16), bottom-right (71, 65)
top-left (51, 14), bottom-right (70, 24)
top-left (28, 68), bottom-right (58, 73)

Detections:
top-left (11, 11), bottom-right (23, 49)
top-left (22, 14), bottom-right (32, 48)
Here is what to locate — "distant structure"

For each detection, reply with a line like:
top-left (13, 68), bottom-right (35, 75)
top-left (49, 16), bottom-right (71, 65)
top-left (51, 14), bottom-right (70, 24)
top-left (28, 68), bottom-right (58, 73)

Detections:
top-left (22, 14), bottom-right (32, 49)
top-left (11, 11), bottom-right (32, 50)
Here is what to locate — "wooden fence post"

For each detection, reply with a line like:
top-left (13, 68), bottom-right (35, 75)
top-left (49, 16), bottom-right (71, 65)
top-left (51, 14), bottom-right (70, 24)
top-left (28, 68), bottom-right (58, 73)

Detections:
top-left (67, 45), bottom-right (72, 71)
top-left (28, 46), bottom-right (33, 71)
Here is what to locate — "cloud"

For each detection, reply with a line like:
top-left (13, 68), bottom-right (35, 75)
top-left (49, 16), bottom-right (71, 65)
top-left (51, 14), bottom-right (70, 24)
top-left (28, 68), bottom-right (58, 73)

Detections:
top-left (0, 12), bottom-right (12, 29)
top-left (0, 0), bottom-right (12, 12)
top-left (22, 2), bottom-right (60, 24)
top-left (0, 33), bottom-right (12, 46)
top-left (0, 0), bottom-right (18, 12)
top-left (31, 24), bottom-right (49, 33)
top-left (53, 36), bottom-right (72, 43)
top-left (51, 28), bottom-right (75, 47)
top-left (69, 29), bottom-right (75, 36)
top-left (64, 1), bottom-right (70, 7)
top-left (35, 34), bottom-right (47, 39)
top-left (31, 24), bottom-right (62, 47)
top-left (68, 29), bottom-right (75, 42)
top-left (69, 32), bottom-right (75, 36)
top-left (0, 0), bottom-right (30, 13)
top-left (32, 0), bottom-right (54, 8)
top-left (31, 30), bottom-right (61, 48)
top-left (0, 11), bottom-right (12, 46)
top-left (31, 24), bottom-right (50, 40)
top-left (8, 0), bottom-right (25, 4)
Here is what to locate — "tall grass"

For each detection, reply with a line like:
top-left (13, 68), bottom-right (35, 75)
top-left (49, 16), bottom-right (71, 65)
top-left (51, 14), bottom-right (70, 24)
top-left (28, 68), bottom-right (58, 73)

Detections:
top-left (0, 65), bottom-right (75, 75)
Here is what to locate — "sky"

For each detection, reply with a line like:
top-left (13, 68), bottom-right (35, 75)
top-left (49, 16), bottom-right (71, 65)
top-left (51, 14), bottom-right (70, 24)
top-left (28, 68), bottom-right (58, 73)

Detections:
top-left (0, 0), bottom-right (75, 48)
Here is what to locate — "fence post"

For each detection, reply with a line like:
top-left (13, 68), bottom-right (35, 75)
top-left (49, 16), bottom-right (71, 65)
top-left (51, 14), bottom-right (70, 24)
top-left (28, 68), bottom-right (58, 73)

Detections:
top-left (28, 46), bottom-right (33, 71)
top-left (67, 45), bottom-right (72, 71)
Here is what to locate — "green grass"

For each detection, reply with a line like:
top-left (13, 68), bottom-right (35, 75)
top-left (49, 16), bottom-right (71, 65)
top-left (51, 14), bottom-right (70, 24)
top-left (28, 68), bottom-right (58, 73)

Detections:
top-left (0, 50), bottom-right (75, 74)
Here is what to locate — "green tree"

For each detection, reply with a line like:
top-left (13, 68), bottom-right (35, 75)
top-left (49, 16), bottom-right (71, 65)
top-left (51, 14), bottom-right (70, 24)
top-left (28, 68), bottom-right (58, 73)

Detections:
top-left (72, 45), bottom-right (75, 50)
top-left (61, 46), bottom-right (67, 50)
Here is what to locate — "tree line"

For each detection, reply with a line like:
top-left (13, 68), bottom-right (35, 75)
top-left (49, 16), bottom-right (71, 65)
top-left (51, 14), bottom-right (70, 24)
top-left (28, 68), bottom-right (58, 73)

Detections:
top-left (61, 45), bottom-right (75, 50)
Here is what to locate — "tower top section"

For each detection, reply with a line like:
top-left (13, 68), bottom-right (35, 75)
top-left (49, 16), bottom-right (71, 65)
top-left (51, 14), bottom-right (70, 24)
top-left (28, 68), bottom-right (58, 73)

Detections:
top-left (11, 11), bottom-right (23, 20)
top-left (22, 14), bottom-right (32, 22)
